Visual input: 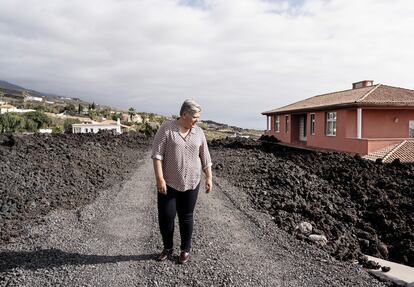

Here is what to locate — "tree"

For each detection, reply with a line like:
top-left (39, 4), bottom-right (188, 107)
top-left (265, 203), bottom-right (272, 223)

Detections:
top-left (111, 112), bottom-right (121, 121)
top-left (25, 119), bottom-right (38, 132)
top-left (64, 103), bottom-right (77, 116)
top-left (25, 111), bottom-right (51, 130)
top-left (88, 109), bottom-right (98, 121)
top-left (0, 113), bottom-right (22, 133)
top-left (99, 107), bottom-right (111, 119)
top-left (63, 118), bottom-right (81, 134)
top-left (137, 122), bottom-right (157, 136)
top-left (148, 113), bottom-right (156, 122)
top-left (91, 102), bottom-right (96, 110)
top-left (128, 107), bottom-right (136, 122)
top-left (78, 104), bottom-right (83, 114)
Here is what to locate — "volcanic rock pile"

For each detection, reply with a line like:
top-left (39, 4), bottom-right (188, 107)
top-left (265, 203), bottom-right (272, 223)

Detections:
top-left (210, 136), bottom-right (414, 267)
top-left (0, 132), bottom-right (150, 245)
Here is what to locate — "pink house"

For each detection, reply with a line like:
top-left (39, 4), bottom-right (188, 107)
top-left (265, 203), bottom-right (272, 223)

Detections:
top-left (262, 80), bottom-right (414, 159)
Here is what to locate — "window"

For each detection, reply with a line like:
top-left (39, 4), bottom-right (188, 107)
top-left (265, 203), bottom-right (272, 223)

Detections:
top-left (275, 116), bottom-right (280, 132)
top-left (285, 115), bottom-right (289, 133)
top-left (85, 128), bottom-right (89, 133)
top-left (326, 112), bottom-right (336, 136)
top-left (310, 113), bottom-right (315, 135)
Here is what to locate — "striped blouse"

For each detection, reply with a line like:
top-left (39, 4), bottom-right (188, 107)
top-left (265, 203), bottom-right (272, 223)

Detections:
top-left (151, 120), bottom-right (212, 192)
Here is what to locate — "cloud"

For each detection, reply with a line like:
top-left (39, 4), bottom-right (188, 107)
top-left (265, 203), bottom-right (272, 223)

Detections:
top-left (0, 0), bottom-right (413, 129)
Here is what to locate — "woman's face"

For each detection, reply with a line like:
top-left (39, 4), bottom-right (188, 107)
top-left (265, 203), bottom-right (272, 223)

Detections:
top-left (182, 112), bottom-right (200, 129)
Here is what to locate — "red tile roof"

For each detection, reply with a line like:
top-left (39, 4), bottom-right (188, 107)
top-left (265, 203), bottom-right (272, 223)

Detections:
top-left (364, 140), bottom-right (414, 163)
top-left (383, 140), bottom-right (414, 163)
top-left (263, 84), bottom-right (414, 115)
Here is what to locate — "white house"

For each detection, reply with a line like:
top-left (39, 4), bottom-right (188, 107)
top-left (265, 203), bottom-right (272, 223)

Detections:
top-left (72, 118), bottom-right (122, 134)
top-left (25, 96), bottom-right (43, 102)
top-left (0, 104), bottom-right (17, 113)
top-left (0, 104), bottom-right (35, 114)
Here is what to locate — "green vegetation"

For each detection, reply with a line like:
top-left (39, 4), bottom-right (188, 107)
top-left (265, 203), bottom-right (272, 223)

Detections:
top-left (0, 111), bottom-right (52, 133)
top-left (135, 122), bottom-right (157, 136)
top-left (52, 126), bottom-right (64, 134)
top-left (203, 129), bottom-right (230, 141)
top-left (63, 118), bottom-right (81, 134)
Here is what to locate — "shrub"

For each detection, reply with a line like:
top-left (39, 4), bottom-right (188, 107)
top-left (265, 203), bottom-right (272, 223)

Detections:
top-left (63, 118), bottom-right (81, 134)
top-left (0, 113), bottom-right (23, 133)
top-left (25, 111), bottom-right (51, 130)
top-left (52, 126), bottom-right (64, 134)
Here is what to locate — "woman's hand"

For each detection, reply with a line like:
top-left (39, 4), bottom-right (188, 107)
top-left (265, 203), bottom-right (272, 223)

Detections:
top-left (157, 178), bottom-right (167, 194)
top-left (205, 177), bottom-right (213, 194)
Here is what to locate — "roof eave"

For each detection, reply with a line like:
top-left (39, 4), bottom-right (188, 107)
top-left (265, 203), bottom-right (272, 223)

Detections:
top-left (262, 102), bottom-right (414, 115)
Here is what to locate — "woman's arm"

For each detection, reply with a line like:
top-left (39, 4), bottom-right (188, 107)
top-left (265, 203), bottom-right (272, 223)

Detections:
top-left (153, 159), bottom-right (167, 194)
top-left (203, 166), bottom-right (212, 193)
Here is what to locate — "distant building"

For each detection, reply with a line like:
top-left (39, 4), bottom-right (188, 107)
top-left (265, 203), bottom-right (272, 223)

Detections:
top-left (263, 80), bottom-right (414, 162)
top-left (131, 114), bottom-right (143, 123)
top-left (0, 104), bottom-right (35, 114)
top-left (0, 104), bottom-right (17, 113)
top-left (25, 96), bottom-right (43, 102)
top-left (121, 113), bottom-right (143, 123)
top-left (72, 118), bottom-right (122, 134)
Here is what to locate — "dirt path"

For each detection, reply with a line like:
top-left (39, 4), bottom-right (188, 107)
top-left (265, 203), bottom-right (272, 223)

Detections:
top-left (0, 151), bottom-right (385, 286)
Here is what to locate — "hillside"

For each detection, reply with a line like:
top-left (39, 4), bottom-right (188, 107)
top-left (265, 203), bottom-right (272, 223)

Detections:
top-left (0, 80), bottom-right (263, 138)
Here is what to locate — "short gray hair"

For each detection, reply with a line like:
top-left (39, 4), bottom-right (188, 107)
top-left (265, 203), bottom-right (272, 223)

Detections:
top-left (179, 99), bottom-right (201, 116)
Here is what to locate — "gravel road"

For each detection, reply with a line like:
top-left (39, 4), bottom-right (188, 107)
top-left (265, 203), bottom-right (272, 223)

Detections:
top-left (0, 151), bottom-right (386, 286)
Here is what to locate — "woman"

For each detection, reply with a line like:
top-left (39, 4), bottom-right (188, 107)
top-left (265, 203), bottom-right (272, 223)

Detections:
top-left (151, 99), bottom-right (213, 264)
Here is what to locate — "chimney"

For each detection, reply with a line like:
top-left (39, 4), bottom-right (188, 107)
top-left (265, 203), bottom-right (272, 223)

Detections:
top-left (352, 80), bottom-right (373, 89)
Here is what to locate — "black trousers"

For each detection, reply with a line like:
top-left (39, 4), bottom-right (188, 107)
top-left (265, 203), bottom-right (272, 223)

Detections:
top-left (157, 183), bottom-right (200, 252)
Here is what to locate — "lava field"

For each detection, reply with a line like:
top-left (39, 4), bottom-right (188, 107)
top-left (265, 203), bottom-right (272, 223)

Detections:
top-left (0, 132), bottom-right (150, 245)
top-left (1, 132), bottom-right (412, 269)
top-left (210, 136), bottom-right (414, 267)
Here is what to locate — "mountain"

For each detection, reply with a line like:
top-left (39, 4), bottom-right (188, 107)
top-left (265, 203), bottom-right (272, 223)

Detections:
top-left (0, 80), bottom-right (28, 91)
top-left (0, 79), bottom-right (70, 100)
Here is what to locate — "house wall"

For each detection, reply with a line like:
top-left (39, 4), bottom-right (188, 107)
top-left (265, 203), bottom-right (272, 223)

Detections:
top-left (269, 114), bottom-right (292, 143)
top-left (362, 109), bottom-right (414, 138)
top-left (305, 109), bottom-right (368, 153)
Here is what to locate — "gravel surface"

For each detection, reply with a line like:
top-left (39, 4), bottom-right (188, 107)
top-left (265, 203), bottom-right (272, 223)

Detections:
top-left (0, 150), bottom-right (387, 286)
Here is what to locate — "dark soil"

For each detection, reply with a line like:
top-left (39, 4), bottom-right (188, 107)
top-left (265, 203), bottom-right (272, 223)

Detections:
top-left (0, 132), bottom-right (150, 245)
top-left (209, 136), bottom-right (414, 267)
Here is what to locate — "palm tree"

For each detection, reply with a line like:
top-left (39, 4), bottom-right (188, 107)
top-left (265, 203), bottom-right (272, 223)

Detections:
top-left (128, 107), bottom-right (136, 122)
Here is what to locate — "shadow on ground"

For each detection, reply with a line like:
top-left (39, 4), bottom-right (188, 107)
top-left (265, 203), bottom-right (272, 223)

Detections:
top-left (0, 248), bottom-right (157, 272)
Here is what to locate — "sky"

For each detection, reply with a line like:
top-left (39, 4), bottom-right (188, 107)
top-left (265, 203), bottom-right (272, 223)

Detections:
top-left (1, 0), bottom-right (414, 129)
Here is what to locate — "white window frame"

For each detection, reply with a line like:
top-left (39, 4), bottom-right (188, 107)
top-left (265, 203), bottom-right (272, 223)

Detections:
top-left (326, 112), bottom-right (337, 136)
top-left (275, 116), bottom-right (280, 133)
top-left (409, 120), bottom-right (414, 138)
top-left (285, 115), bottom-right (289, 133)
top-left (310, 113), bottom-right (315, 135)
top-left (267, 116), bottom-right (271, 131)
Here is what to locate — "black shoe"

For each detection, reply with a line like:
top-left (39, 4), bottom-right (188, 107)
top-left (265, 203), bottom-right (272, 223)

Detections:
top-left (157, 248), bottom-right (173, 261)
top-left (178, 251), bottom-right (190, 264)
